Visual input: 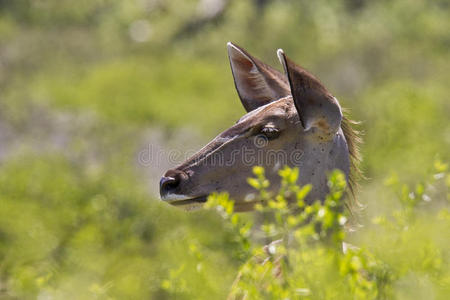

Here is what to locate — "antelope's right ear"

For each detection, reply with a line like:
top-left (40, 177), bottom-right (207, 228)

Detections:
top-left (277, 49), bottom-right (343, 138)
top-left (227, 42), bottom-right (290, 112)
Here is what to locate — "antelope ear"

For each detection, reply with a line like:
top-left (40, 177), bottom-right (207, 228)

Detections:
top-left (227, 42), bottom-right (290, 112)
top-left (277, 49), bottom-right (342, 137)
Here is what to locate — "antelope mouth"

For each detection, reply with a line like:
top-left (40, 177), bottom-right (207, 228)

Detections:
top-left (161, 194), bottom-right (208, 211)
top-left (169, 195), bottom-right (208, 207)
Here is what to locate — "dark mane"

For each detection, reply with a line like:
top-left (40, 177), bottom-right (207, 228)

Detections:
top-left (341, 110), bottom-right (363, 215)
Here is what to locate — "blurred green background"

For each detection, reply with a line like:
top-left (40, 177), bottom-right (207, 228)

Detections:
top-left (0, 0), bottom-right (448, 299)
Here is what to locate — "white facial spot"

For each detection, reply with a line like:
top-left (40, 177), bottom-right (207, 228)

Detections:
top-left (161, 194), bottom-right (191, 202)
top-left (244, 193), bottom-right (256, 202)
top-left (273, 160), bottom-right (282, 172)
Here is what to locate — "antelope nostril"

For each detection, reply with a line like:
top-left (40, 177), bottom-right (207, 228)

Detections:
top-left (159, 176), bottom-right (180, 197)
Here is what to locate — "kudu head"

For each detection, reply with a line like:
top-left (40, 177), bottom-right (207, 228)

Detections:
top-left (160, 43), bottom-right (350, 211)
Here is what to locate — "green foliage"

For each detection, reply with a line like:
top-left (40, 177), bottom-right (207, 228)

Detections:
top-left (0, 0), bottom-right (448, 299)
top-left (0, 152), bottom-right (239, 299)
top-left (201, 165), bottom-right (450, 299)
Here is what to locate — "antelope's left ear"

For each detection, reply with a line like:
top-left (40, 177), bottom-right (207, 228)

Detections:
top-left (277, 49), bottom-right (342, 138)
top-left (227, 42), bottom-right (290, 112)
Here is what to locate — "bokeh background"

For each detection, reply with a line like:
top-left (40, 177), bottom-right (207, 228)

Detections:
top-left (0, 0), bottom-right (448, 299)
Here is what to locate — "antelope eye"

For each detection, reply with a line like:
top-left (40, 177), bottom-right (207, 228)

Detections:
top-left (260, 126), bottom-right (280, 140)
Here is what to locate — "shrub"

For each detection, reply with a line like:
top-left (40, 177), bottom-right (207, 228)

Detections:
top-left (197, 163), bottom-right (450, 299)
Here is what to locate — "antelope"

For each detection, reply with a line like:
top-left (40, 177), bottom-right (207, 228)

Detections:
top-left (159, 43), bottom-right (360, 212)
